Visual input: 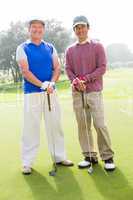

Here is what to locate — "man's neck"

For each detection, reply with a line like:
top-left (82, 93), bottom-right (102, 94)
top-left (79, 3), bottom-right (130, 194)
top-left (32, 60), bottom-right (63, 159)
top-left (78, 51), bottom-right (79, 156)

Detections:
top-left (78, 37), bottom-right (90, 44)
top-left (31, 38), bottom-right (42, 45)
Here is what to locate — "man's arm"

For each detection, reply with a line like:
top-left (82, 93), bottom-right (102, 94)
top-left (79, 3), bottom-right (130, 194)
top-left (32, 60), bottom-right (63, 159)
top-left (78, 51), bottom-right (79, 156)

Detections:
top-left (18, 59), bottom-right (42, 87)
top-left (16, 46), bottom-right (42, 87)
top-left (65, 48), bottom-right (85, 91)
top-left (44, 47), bottom-right (61, 94)
top-left (65, 48), bottom-right (76, 82)
top-left (84, 43), bottom-right (107, 82)
top-left (51, 48), bottom-right (61, 82)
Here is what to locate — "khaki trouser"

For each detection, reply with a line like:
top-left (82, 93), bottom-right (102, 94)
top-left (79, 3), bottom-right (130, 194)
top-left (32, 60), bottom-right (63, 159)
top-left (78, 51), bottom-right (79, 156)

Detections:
top-left (72, 91), bottom-right (114, 160)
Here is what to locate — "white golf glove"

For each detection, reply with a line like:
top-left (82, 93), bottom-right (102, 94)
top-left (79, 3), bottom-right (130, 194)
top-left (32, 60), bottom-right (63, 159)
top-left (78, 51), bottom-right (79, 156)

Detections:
top-left (48, 81), bottom-right (55, 89)
top-left (41, 81), bottom-right (55, 90)
top-left (41, 81), bottom-right (50, 90)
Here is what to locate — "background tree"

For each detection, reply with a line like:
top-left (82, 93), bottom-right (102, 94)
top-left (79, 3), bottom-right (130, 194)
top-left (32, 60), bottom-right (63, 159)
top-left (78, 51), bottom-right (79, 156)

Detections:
top-left (106, 43), bottom-right (133, 64)
top-left (44, 19), bottom-right (72, 72)
top-left (44, 19), bottom-right (72, 54)
top-left (0, 21), bottom-right (27, 83)
top-left (0, 19), bottom-right (72, 83)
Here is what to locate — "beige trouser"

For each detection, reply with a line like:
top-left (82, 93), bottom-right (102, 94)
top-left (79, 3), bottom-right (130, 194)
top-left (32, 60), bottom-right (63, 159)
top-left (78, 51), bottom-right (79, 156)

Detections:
top-left (72, 91), bottom-right (114, 161)
top-left (22, 91), bottom-right (66, 167)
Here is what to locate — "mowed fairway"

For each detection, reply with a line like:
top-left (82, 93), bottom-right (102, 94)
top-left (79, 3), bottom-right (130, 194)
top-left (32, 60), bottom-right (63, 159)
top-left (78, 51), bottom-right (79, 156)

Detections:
top-left (0, 68), bottom-right (133, 200)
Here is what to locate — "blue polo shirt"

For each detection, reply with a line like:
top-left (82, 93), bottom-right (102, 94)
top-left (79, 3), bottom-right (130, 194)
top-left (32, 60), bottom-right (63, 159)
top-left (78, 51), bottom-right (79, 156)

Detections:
top-left (16, 40), bottom-right (55, 93)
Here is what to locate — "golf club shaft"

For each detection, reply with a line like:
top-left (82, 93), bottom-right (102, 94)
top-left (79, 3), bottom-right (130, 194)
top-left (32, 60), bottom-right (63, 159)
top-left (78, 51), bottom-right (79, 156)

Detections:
top-left (47, 93), bottom-right (57, 174)
top-left (81, 92), bottom-right (93, 166)
top-left (47, 93), bottom-right (51, 111)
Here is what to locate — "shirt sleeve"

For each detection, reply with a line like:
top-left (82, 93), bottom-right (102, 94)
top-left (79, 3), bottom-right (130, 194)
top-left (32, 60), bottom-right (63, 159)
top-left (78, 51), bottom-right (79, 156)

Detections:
top-left (51, 45), bottom-right (58, 61)
top-left (16, 45), bottom-right (28, 62)
top-left (51, 45), bottom-right (61, 69)
top-left (52, 46), bottom-right (57, 56)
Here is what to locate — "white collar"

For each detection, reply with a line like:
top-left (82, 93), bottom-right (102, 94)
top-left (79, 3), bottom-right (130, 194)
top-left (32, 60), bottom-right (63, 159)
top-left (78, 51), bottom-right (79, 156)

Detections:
top-left (76, 38), bottom-right (91, 45)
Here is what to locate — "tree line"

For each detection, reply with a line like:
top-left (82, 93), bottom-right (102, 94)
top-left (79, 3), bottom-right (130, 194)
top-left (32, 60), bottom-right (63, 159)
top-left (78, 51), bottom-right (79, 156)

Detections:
top-left (0, 19), bottom-right (133, 83)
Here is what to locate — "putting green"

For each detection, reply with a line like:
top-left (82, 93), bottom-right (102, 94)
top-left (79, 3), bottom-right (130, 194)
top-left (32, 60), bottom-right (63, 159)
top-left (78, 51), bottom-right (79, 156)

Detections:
top-left (0, 68), bottom-right (133, 200)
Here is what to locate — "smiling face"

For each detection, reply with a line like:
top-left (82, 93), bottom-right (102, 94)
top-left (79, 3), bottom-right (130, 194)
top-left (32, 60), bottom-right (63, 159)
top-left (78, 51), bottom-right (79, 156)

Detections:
top-left (28, 21), bottom-right (45, 42)
top-left (74, 24), bottom-right (89, 42)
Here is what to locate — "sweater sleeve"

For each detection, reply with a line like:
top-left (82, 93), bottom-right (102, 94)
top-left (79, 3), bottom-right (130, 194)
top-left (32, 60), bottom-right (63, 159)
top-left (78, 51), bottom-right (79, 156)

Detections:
top-left (65, 48), bottom-right (76, 82)
top-left (84, 43), bottom-right (107, 82)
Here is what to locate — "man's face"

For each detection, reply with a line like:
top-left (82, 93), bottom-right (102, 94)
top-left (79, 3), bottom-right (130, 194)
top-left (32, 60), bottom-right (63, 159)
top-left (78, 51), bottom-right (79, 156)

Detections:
top-left (74, 24), bottom-right (89, 41)
top-left (29, 22), bottom-right (44, 40)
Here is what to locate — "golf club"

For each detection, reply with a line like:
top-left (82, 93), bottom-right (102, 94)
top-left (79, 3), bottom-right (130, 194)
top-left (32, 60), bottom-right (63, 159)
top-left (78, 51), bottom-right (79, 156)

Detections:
top-left (47, 93), bottom-right (57, 176)
top-left (81, 91), bottom-right (93, 174)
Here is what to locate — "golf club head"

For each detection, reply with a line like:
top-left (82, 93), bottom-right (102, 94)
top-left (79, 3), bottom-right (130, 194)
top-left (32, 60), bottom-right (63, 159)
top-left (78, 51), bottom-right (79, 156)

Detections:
top-left (49, 170), bottom-right (56, 176)
top-left (88, 166), bottom-right (93, 174)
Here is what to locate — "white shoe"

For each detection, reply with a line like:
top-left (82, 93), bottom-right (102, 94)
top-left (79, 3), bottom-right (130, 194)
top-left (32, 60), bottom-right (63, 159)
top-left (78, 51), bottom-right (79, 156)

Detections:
top-left (22, 166), bottom-right (32, 175)
top-left (104, 158), bottom-right (116, 171)
top-left (56, 160), bottom-right (74, 166)
top-left (78, 160), bottom-right (91, 168)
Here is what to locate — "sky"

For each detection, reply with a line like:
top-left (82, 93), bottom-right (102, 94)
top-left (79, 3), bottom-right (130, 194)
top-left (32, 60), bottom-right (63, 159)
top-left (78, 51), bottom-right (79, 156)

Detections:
top-left (0, 0), bottom-right (133, 51)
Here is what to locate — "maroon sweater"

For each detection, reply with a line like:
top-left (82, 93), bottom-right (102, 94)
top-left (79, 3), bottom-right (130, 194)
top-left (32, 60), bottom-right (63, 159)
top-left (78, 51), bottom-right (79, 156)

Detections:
top-left (65, 40), bottom-right (107, 92)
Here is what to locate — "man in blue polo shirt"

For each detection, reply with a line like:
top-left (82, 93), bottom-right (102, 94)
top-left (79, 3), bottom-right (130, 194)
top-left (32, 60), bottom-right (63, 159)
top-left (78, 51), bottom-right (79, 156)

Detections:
top-left (16, 18), bottom-right (73, 175)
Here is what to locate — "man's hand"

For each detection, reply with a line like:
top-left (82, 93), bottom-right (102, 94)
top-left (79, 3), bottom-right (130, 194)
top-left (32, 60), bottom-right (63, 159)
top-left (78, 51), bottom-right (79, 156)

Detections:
top-left (72, 77), bottom-right (86, 92)
top-left (41, 81), bottom-right (55, 93)
top-left (41, 81), bottom-right (50, 90)
top-left (47, 82), bottom-right (55, 94)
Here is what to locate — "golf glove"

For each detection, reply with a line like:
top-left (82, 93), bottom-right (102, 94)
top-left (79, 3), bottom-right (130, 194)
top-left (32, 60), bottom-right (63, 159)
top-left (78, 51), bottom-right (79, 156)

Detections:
top-left (41, 81), bottom-right (50, 90)
top-left (41, 81), bottom-right (55, 90)
top-left (48, 81), bottom-right (55, 89)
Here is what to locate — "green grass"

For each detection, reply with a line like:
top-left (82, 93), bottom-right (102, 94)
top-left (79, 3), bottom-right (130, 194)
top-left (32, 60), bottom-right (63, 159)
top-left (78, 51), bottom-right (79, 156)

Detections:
top-left (0, 68), bottom-right (133, 200)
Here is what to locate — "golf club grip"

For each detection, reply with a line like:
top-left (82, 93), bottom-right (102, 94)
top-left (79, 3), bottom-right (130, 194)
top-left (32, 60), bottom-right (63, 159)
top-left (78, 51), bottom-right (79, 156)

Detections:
top-left (47, 93), bottom-right (51, 111)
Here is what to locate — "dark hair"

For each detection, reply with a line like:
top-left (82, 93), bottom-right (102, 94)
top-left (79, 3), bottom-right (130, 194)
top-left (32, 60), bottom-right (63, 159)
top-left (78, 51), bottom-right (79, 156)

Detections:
top-left (73, 23), bottom-right (89, 31)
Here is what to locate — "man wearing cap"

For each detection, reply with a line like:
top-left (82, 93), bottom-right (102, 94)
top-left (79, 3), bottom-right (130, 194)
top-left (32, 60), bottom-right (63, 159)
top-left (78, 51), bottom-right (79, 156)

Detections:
top-left (16, 18), bottom-right (73, 175)
top-left (65, 15), bottom-right (115, 171)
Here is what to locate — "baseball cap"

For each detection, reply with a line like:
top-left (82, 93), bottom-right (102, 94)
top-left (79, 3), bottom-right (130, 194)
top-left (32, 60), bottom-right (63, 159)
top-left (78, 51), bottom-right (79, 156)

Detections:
top-left (73, 15), bottom-right (89, 28)
top-left (28, 17), bottom-right (45, 26)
